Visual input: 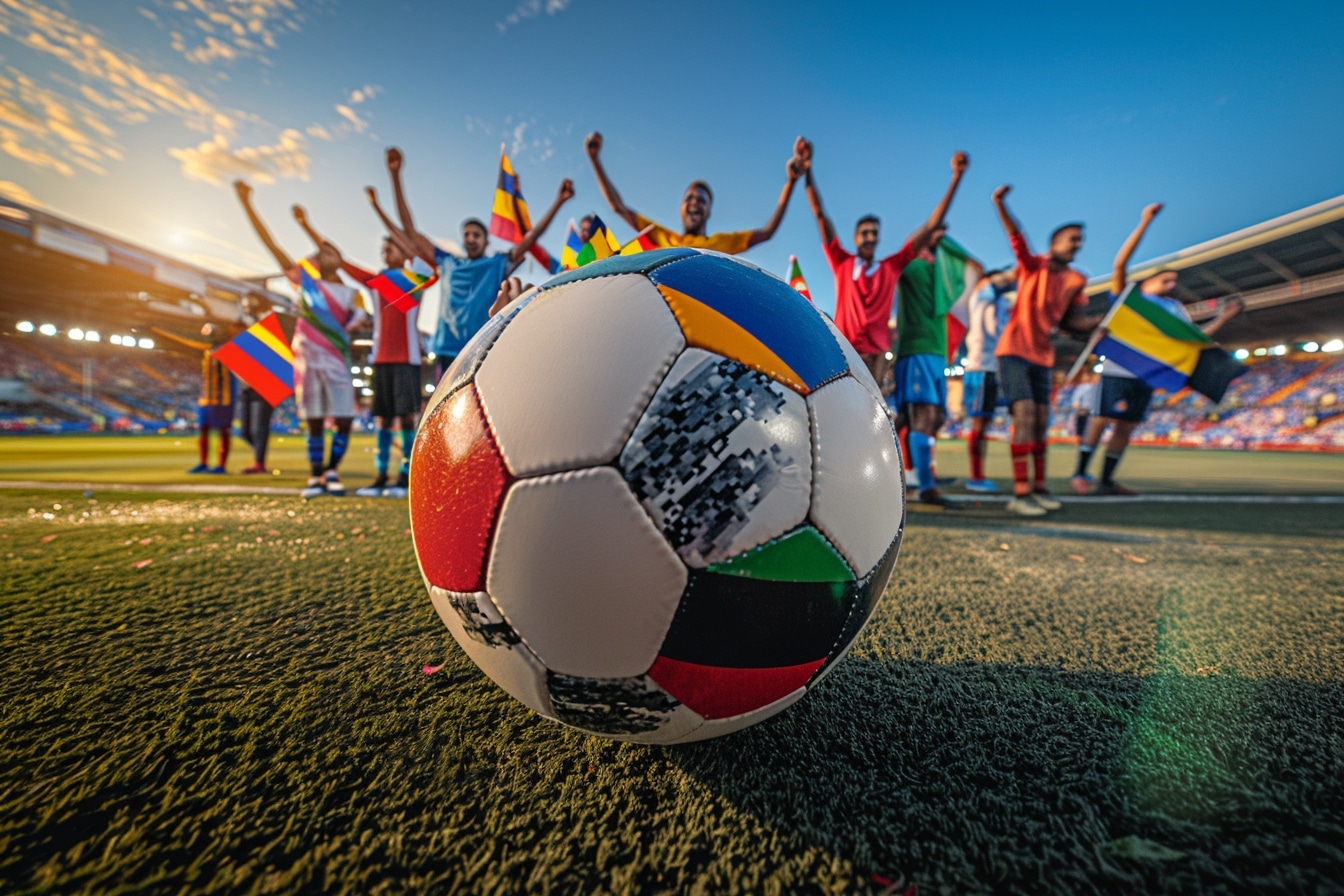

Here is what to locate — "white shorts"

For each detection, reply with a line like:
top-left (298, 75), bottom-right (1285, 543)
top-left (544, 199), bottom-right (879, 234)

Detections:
top-left (294, 351), bottom-right (356, 420)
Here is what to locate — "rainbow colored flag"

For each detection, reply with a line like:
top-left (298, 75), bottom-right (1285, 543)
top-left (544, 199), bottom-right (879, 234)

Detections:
top-left (488, 147), bottom-right (560, 274)
top-left (212, 312), bottom-right (294, 407)
top-left (787, 255), bottom-right (812, 301)
top-left (619, 227), bottom-right (657, 256)
top-left (572, 214), bottom-right (621, 268)
top-left (366, 265), bottom-right (438, 313)
top-left (1095, 286), bottom-right (1246, 402)
top-left (560, 219), bottom-right (584, 270)
top-left (296, 258), bottom-right (353, 362)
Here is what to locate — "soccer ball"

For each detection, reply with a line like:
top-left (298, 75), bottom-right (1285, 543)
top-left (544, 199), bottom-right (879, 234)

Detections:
top-left (409, 248), bottom-right (905, 743)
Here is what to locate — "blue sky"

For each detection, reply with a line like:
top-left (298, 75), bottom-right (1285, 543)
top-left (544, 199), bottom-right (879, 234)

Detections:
top-left (2, 0), bottom-right (1342, 315)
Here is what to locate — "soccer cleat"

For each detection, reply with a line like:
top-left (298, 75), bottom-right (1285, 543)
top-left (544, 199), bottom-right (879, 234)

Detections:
top-left (323, 470), bottom-right (346, 496)
top-left (240, 463), bottom-right (267, 474)
top-left (1030, 490), bottom-right (1063, 511)
top-left (300, 477), bottom-right (326, 499)
top-left (1096, 481), bottom-right (1140, 496)
top-left (965, 479), bottom-right (999, 494)
top-left (207, 466), bottom-right (227, 474)
top-left (356, 474), bottom-right (389, 498)
top-left (917, 488), bottom-right (954, 508)
top-left (384, 471), bottom-right (410, 498)
top-left (1070, 474), bottom-right (1095, 496)
top-left (186, 463), bottom-right (210, 474)
top-left (1006, 496), bottom-right (1047, 517)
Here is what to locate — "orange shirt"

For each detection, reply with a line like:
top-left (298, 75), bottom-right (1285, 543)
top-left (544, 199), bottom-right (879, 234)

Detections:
top-left (995, 232), bottom-right (1087, 367)
top-left (633, 213), bottom-right (753, 255)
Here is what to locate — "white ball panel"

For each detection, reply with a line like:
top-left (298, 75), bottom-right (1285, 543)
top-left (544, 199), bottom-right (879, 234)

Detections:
top-left (662, 686), bottom-right (807, 743)
top-left (487, 467), bottom-right (688, 679)
top-left (475, 273), bottom-right (686, 477)
top-left (427, 586), bottom-right (554, 718)
top-left (807, 376), bottom-right (905, 577)
top-left (819, 312), bottom-right (883, 401)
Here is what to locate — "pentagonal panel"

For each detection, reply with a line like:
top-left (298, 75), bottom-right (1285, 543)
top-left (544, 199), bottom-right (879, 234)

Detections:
top-left (410, 385), bottom-right (510, 593)
top-left (819, 311), bottom-right (883, 402)
top-left (425, 294), bottom-right (532, 419)
top-left (428, 586), bottom-right (554, 718)
top-left (487, 466), bottom-right (688, 678)
top-left (807, 375), bottom-right (905, 577)
top-left (545, 671), bottom-right (704, 743)
top-left (620, 349), bottom-right (811, 568)
top-left (664, 686), bottom-right (808, 743)
top-left (476, 273), bottom-right (685, 477)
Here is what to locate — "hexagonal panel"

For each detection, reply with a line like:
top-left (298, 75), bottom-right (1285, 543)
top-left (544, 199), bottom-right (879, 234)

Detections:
top-left (475, 273), bottom-right (685, 477)
top-left (410, 385), bottom-right (511, 593)
top-left (807, 376), bottom-right (905, 577)
top-left (424, 294), bottom-right (533, 419)
top-left (486, 466), bottom-right (688, 679)
top-left (427, 586), bottom-right (553, 718)
top-left (620, 349), bottom-right (811, 568)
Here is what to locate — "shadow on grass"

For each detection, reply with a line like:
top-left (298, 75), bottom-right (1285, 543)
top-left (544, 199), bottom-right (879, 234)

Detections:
top-left (667, 656), bottom-right (1344, 895)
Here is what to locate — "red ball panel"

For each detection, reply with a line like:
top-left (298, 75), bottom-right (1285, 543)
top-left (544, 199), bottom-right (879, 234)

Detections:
top-left (648, 655), bottom-right (822, 720)
top-left (410, 385), bottom-right (511, 593)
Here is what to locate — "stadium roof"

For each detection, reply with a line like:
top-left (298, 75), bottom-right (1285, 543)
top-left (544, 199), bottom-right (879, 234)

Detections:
top-left (1083, 193), bottom-right (1344, 347)
top-left (0, 196), bottom-right (292, 333)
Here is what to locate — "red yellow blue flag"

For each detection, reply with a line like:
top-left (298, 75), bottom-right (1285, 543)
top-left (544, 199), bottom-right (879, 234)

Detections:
top-left (212, 312), bottom-right (294, 407)
top-left (573, 214), bottom-right (622, 268)
top-left (489, 146), bottom-right (560, 274)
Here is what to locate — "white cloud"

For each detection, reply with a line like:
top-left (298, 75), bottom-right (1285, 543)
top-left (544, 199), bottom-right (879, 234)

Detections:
top-left (334, 103), bottom-right (369, 134)
top-left (306, 123), bottom-right (332, 141)
top-left (0, 180), bottom-right (44, 207)
top-left (348, 84), bottom-right (380, 105)
top-left (150, 0), bottom-right (308, 67)
top-left (496, 0), bottom-right (574, 33)
top-left (168, 128), bottom-right (309, 185)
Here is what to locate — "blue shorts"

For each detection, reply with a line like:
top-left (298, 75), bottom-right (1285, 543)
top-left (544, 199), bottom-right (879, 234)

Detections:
top-left (894, 354), bottom-right (947, 411)
top-left (198, 404), bottom-right (234, 430)
top-left (962, 371), bottom-right (999, 418)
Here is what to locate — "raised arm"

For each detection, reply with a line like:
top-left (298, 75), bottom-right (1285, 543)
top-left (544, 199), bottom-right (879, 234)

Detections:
top-left (1201, 296), bottom-right (1244, 337)
top-left (1112, 203), bottom-right (1163, 296)
top-left (385, 147), bottom-right (441, 266)
top-left (507, 178), bottom-right (574, 267)
top-left (233, 180), bottom-right (295, 273)
top-left (365, 186), bottom-right (419, 262)
top-left (802, 140), bottom-right (837, 246)
top-left (909, 151), bottom-right (969, 254)
top-left (991, 184), bottom-right (1021, 241)
top-left (291, 204), bottom-right (376, 284)
top-left (584, 132), bottom-right (640, 231)
top-left (744, 138), bottom-right (807, 249)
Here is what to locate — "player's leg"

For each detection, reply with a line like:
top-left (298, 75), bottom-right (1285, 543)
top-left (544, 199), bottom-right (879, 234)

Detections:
top-left (1072, 412), bottom-right (1107, 495)
top-left (393, 364), bottom-right (422, 494)
top-left (251, 397), bottom-right (273, 471)
top-left (215, 407), bottom-right (231, 472)
top-left (360, 366), bottom-right (394, 495)
top-left (1096, 379), bottom-right (1151, 495)
top-left (295, 359), bottom-right (330, 498)
top-left (964, 372), bottom-right (998, 492)
top-left (189, 404), bottom-right (211, 473)
top-left (321, 360), bottom-right (358, 496)
top-left (999, 357), bottom-right (1046, 516)
top-left (1028, 394), bottom-right (1061, 510)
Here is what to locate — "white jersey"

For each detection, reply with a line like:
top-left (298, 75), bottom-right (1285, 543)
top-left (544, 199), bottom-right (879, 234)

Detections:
top-left (963, 283), bottom-right (1012, 373)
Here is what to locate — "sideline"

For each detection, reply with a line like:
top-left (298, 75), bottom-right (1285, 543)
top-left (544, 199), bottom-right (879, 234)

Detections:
top-left (0, 479), bottom-right (300, 496)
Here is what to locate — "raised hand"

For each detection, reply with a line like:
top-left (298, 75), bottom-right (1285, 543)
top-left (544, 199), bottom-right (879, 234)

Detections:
top-left (364, 186), bottom-right (378, 204)
top-left (386, 147), bottom-right (403, 173)
top-left (992, 184), bottom-right (1012, 203)
top-left (558, 178), bottom-right (575, 203)
top-left (291, 204), bottom-right (308, 224)
top-left (233, 179), bottom-right (253, 203)
top-left (952, 151), bottom-right (969, 175)
top-left (1142, 202), bottom-right (1164, 221)
top-left (584, 131), bottom-right (603, 159)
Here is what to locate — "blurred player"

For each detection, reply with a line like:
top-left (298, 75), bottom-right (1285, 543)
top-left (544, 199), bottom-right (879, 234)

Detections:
top-left (1072, 203), bottom-right (1243, 495)
top-left (585, 131), bottom-right (802, 254)
top-left (805, 143), bottom-right (969, 392)
top-left (1070, 368), bottom-right (1098, 440)
top-left (236, 292), bottom-right (275, 474)
top-left (962, 267), bottom-right (1015, 493)
top-left (381, 147), bottom-right (570, 379)
top-left (991, 185), bottom-right (1103, 516)
top-left (235, 180), bottom-right (367, 498)
top-left (153, 322), bottom-right (234, 474)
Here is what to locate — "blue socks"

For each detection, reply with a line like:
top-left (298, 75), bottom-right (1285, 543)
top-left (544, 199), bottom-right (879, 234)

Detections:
top-left (911, 433), bottom-right (936, 492)
top-left (306, 435), bottom-right (324, 476)
top-left (400, 427), bottom-right (415, 474)
top-left (329, 430), bottom-right (350, 470)
top-left (376, 428), bottom-right (393, 476)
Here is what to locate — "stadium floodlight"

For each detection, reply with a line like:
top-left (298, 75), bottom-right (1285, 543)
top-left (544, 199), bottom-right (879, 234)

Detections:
top-left (1093, 363), bottom-right (1104, 373)
top-left (39, 323), bottom-right (57, 336)
top-left (1233, 348), bottom-right (1249, 360)
top-left (68, 328), bottom-right (85, 340)
top-left (110, 334), bottom-right (122, 345)
top-left (1302, 342), bottom-right (1319, 353)
top-left (426, 352), bottom-right (436, 361)
top-left (138, 337), bottom-right (154, 349)
top-left (85, 331), bottom-right (100, 342)
top-left (1253, 347), bottom-right (1268, 356)
top-left (1323, 339), bottom-right (1344, 353)
top-left (352, 378), bottom-right (365, 388)
top-left (1271, 345), bottom-right (1287, 356)
top-left (360, 387), bottom-right (373, 397)
top-left (424, 384), bottom-right (435, 393)
top-left (350, 365), bottom-right (360, 374)
top-left (884, 351), bottom-right (894, 361)
top-left (16, 320), bottom-right (34, 333)
top-left (362, 366), bottom-right (372, 376)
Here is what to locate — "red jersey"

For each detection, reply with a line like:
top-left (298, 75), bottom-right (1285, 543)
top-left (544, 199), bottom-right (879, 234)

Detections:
top-left (342, 260), bottom-right (423, 365)
top-left (823, 236), bottom-right (917, 356)
top-left (995, 232), bottom-right (1088, 368)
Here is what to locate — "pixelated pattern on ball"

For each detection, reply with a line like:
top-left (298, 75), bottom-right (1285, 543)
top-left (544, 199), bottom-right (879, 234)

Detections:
top-left (620, 349), bottom-right (810, 568)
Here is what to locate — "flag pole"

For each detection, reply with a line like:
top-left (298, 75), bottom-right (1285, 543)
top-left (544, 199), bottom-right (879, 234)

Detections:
top-left (1063, 284), bottom-right (1134, 385)
top-left (618, 224), bottom-right (655, 253)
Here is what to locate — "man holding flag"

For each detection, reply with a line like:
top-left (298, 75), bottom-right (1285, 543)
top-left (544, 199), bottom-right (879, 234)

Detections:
top-left (1071, 203), bottom-right (1243, 496)
top-left (235, 180), bottom-right (367, 499)
top-left (382, 147), bottom-right (571, 379)
top-left (893, 221), bottom-right (982, 506)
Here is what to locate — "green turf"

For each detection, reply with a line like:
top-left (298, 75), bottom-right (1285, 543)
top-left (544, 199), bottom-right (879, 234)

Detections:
top-left (2, 486), bottom-right (1341, 894)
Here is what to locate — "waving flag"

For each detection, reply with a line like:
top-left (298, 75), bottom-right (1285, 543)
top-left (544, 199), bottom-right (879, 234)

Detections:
top-left (573, 214), bottom-right (622, 268)
top-left (560, 219), bottom-right (585, 270)
top-left (296, 257), bottom-right (353, 362)
top-left (619, 226), bottom-right (658, 256)
top-left (787, 255), bottom-right (812, 301)
top-left (366, 265), bottom-right (439, 313)
top-left (212, 312), bottom-right (294, 406)
top-left (934, 236), bottom-right (983, 362)
top-left (1095, 286), bottom-right (1246, 402)
top-left (489, 146), bottom-right (560, 274)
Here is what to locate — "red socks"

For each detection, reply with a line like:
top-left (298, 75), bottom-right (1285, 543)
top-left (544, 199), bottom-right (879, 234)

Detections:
top-left (1032, 442), bottom-right (1047, 492)
top-left (968, 431), bottom-right (985, 481)
top-left (219, 431), bottom-right (231, 469)
top-left (1010, 443), bottom-right (1031, 496)
top-left (198, 430), bottom-right (209, 465)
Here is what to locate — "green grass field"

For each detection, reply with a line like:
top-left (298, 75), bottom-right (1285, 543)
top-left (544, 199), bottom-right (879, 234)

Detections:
top-left (2, 438), bottom-right (1343, 894)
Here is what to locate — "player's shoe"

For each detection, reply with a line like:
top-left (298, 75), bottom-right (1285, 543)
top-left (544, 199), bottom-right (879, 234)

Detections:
top-left (1096, 481), bottom-right (1140, 496)
top-left (917, 488), bottom-right (954, 508)
top-left (186, 463), bottom-right (210, 474)
top-left (300, 477), bottom-right (326, 499)
top-left (1070, 474), bottom-right (1095, 495)
top-left (384, 471), bottom-right (409, 498)
top-left (356, 474), bottom-right (389, 498)
top-left (1006, 496), bottom-right (1047, 517)
top-left (965, 479), bottom-right (999, 493)
top-left (207, 466), bottom-right (226, 474)
top-left (240, 463), bottom-right (267, 474)
top-left (1030, 490), bottom-right (1063, 511)
top-left (323, 470), bottom-right (346, 497)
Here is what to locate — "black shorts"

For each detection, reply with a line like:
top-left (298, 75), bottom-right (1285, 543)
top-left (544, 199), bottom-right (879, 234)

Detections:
top-left (1095, 375), bottom-right (1153, 423)
top-left (372, 363), bottom-right (423, 419)
top-left (998, 355), bottom-right (1052, 406)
